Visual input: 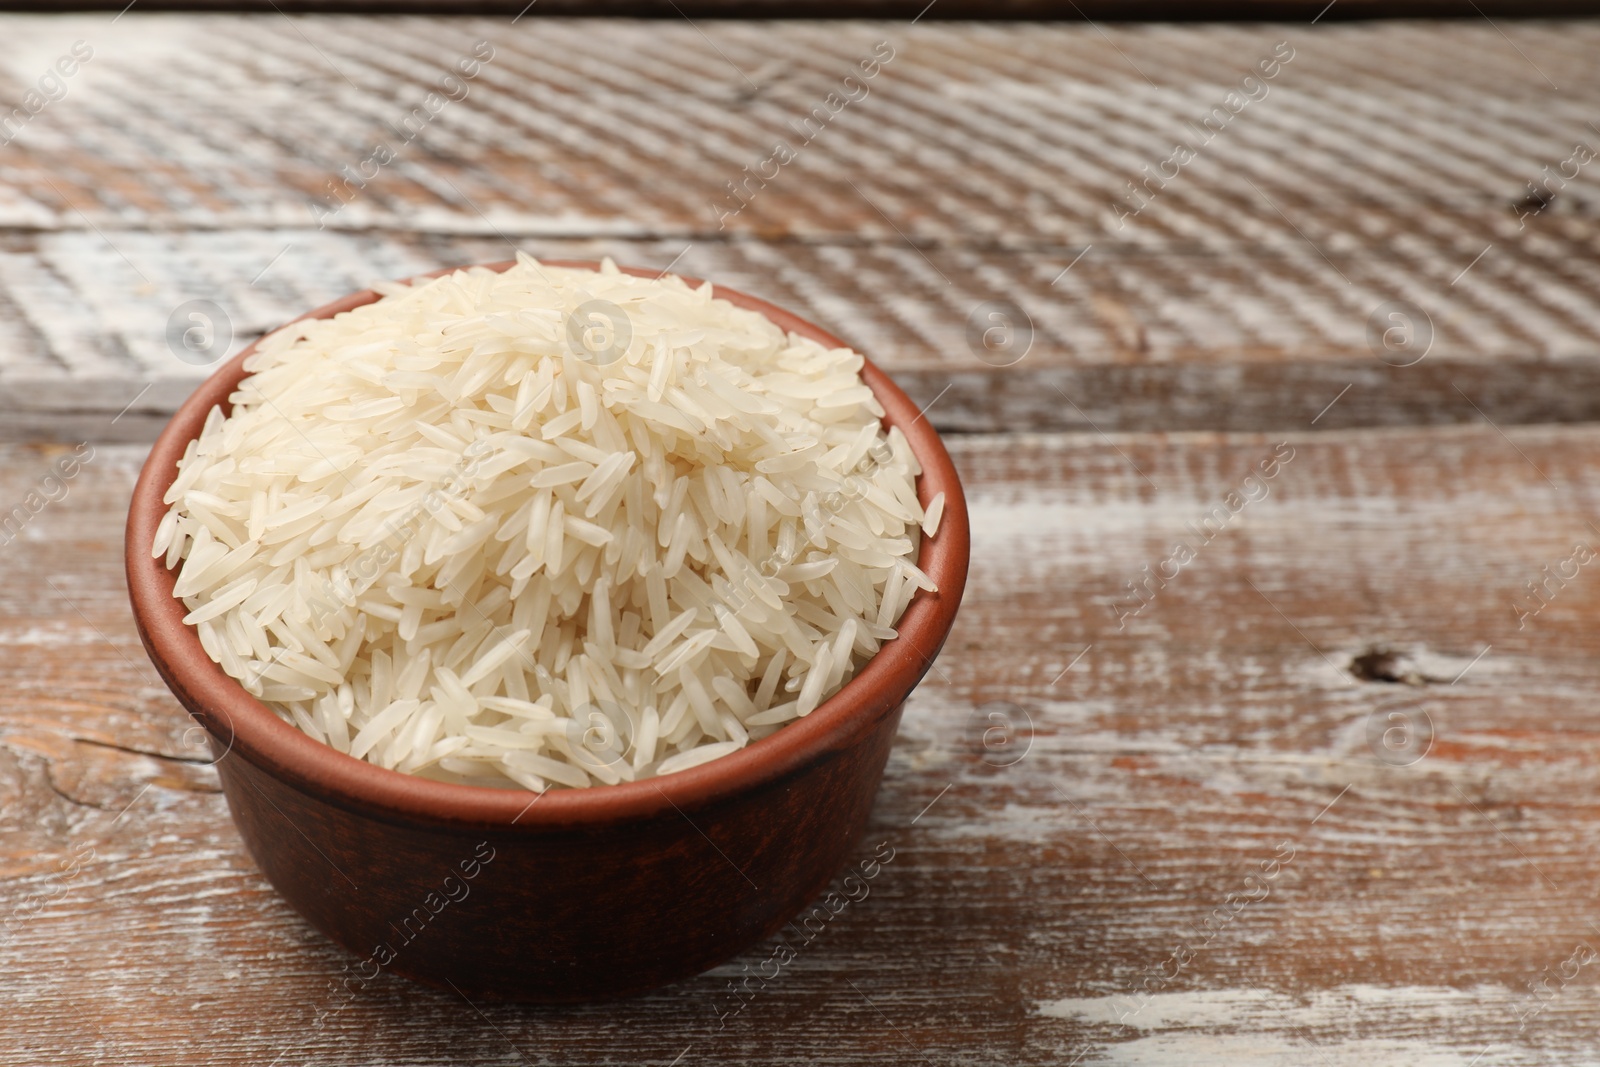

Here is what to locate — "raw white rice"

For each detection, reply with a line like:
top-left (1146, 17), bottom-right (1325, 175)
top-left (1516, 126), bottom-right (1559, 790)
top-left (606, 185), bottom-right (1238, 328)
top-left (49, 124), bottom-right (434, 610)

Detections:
top-left (155, 255), bottom-right (934, 791)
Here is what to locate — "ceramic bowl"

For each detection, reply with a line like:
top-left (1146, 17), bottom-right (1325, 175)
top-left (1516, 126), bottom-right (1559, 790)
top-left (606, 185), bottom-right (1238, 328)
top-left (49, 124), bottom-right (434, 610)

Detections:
top-left (124, 260), bottom-right (968, 1001)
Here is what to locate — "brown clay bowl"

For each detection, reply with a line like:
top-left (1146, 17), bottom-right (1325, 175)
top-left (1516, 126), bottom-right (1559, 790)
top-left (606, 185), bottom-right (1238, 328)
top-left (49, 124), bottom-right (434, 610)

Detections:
top-left (124, 260), bottom-right (969, 1002)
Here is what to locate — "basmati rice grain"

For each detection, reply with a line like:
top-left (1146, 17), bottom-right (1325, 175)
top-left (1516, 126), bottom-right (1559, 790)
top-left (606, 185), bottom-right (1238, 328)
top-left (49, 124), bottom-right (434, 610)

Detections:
top-left (158, 258), bottom-right (934, 790)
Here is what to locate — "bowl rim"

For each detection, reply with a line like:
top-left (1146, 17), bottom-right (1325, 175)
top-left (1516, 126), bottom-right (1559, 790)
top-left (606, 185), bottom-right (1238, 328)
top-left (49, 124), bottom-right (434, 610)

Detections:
top-left (125, 259), bottom-right (969, 830)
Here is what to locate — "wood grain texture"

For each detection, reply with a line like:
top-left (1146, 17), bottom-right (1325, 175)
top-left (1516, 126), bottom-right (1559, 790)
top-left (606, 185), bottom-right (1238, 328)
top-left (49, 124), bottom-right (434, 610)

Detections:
top-left (7, 426), bottom-right (1600, 1064)
top-left (2, 16), bottom-right (1600, 438)
top-left (6, 10), bottom-right (1600, 1064)
top-left (12, 2), bottom-right (1600, 18)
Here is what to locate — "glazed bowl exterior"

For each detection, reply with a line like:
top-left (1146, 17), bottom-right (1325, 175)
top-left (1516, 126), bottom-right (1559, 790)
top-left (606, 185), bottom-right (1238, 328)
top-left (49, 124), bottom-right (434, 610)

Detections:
top-left (124, 260), bottom-right (969, 1001)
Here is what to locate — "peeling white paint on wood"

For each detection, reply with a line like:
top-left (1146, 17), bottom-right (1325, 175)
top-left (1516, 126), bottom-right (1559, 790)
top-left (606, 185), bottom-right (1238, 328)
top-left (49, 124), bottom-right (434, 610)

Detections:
top-left (1038, 985), bottom-right (1580, 1066)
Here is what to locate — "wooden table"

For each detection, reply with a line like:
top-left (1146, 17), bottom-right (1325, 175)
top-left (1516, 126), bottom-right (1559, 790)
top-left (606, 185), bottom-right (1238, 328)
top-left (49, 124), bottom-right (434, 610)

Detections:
top-left (4, 12), bottom-right (1600, 1065)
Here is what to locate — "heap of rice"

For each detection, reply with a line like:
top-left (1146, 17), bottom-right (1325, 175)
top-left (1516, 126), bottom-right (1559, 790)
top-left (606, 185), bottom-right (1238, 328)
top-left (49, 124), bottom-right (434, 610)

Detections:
top-left (154, 255), bottom-right (943, 791)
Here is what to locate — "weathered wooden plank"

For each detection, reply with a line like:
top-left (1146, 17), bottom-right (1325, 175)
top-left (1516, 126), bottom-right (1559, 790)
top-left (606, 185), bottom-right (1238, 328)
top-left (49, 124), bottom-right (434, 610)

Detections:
top-left (3, 17), bottom-right (1600, 437)
top-left (6, 17), bottom-right (1592, 250)
top-left (6, 424), bottom-right (1600, 1063)
top-left (9, 227), bottom-right (1600, 443)
top-left (9, 1), bottom-right (1600, 17)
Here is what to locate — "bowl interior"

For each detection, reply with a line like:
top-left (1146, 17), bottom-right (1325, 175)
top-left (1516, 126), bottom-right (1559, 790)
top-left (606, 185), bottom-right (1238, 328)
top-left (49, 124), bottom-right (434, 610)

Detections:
top-left (125, 260), bottom-right (969, 829)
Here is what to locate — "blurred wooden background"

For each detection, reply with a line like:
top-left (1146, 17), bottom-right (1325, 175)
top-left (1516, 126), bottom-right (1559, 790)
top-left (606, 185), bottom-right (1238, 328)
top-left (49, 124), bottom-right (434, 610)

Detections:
top-left (1, 18), bottom-right (1599, 443)
top-left (6, 2), bottom-right (1600, 17)
top-left (3, 12), bottom-right (1600, 1066)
